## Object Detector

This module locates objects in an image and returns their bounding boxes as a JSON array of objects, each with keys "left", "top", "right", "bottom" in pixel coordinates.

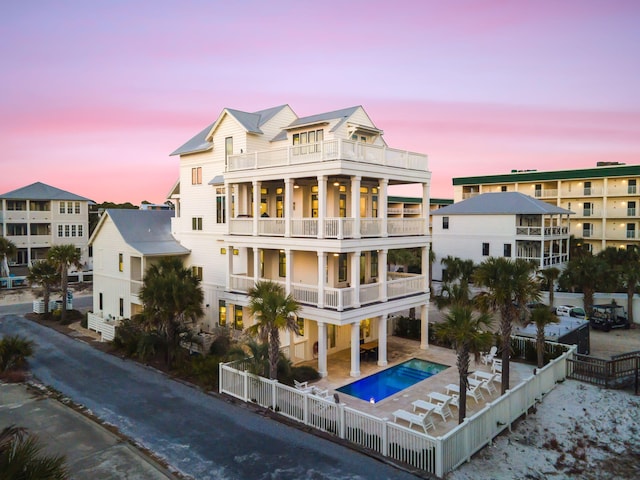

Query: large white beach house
[{"left": 90, "top": 105, "right": 432, "bottom": 377}]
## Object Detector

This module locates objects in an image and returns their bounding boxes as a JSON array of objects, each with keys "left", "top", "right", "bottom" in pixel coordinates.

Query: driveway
[{"left": 0, "top": 315, "right": 420, "bottom": 480}]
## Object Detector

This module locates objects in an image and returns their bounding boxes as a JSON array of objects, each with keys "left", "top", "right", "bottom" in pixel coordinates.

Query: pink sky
[{"left": 2, "top": 1, "right": 639, "bottom": 204}]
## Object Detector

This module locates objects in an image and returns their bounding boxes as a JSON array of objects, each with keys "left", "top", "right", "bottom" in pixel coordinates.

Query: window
[
  {"left": 584, "top": 181, "right": 592, "bottom": 195},
  {"left": 534, "top": 184, "right": 542, "bottom": 197},
  {"left": 191, "top": 167, "right": 202, "bottom": 185},
  {"left": 74, "top": 202, "right": 80, "bottom": 214},
  {"left": 78, "top": 225, "right": 83, "bottom": 237},
  {"left": 192, "top": 266, "right": 203, "bottom": 280},
  {"left": 292, "top": 129, "right": 323, "bottom": 154},
  {"left": 216, "top": 186, "right": 226, "bottom": 223},
  {"left": 442, "top": 216, "right": 449, "bottom": 230},
  {"left": 296, "top": 317, "right": 304, "bottom": 336},
  {"left": 64, "top": 225, "right": 70, "bottom": 237},
  {"left": 629, "top": 179, "right": 637, "bottom": 194},
  {"left": 119, "top": 298, "right": 124, "bottom": 317},
  {"left": 234, "top": 307, "right": 243, "bottom": 330},
  {"left": 220, "top": 248, "right": 226, "bottom": 254},
  {"left": 338, "top": 253, "right": 347, "bottom": 282},
  {"left": 59, "top": 202, "right": 65, "bottom": 214},
  {"left": 482, "top": 243, "right": 490, "bottom": 256},
  {"left": 583, "top": 202, "right": 592, "bottom": 216},
  {"left": 276, "top": 187, "right": 284, "bottom": 218},
  {"left": 372, "top": 192, "right": 378, "bottom": 217},
  {"left": 311, "top": 185, "right": 318, "bottom": 217},
  {"left": 58, "top": 225, "right": 63, "bottom": 237},
  {"left": 225, "top": 137, "right": 233, "bottom": 168},
  {"left": 628, "top": 201, "right": 636, "bottom": 216},
  {"left": 99, "top": 293, "right": 103, "bottom": 311},
  {"left": 71, "top": 225, "right": 77, "bottom": 237},
  {"left": 339, "top": 193, "right": 346, "bottom": 218},
  {"left": 7, "top": 200, "right": 26, "bottom": 211},
  {"left": 67, "top": 202, "right": 73, "bottom": 214},
  {"left": 504, "top": 244, "right": 512, "bottom": 257},
  {"left": 279, "top": 251, "right": 286, "bottom": 277},
  {"left": 501, "top": 186, "right": 507, "bottom": 192},
  {"left": 218, "top": 300, "right": 226, "bottom": 326},
  {"left": 88, "top": 245, "right": 93, "bottom": 257},
  {"left": 626, "top": 224, "right": 636, "bottom": 239},
  {"left": 192, "top": 217, "right": 203, "bottom": 230},
  {"left": 118, "top": 253, "right": 124, "bottom": 272},
  {"left": 583, "top": 222, "right": 593, "bottom": 237},
  {"left": 7, "top": 224, "right": 26, "bottom": 236}
]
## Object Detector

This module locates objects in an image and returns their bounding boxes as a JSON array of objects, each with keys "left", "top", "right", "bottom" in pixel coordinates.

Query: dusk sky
[{"left": 2, "top": 1, "right": 639, "bottom": 204}]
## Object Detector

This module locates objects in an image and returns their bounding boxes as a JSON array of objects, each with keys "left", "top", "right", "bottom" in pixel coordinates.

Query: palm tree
[
  {"left": 27, "top": 260, "right": 59, "bottom": 315},
  {"left": 0, "top": 237, "right": 17, "bottom": 277},
  {"left": 139, "top": 257, "right": 204, "bottom": 369},
  {"left": 529, "top": 305, "right": 559, "bottom": 368},
  {"left": 618, "top": 246, "right": 640, "bottom": 324},
  {"left": 538, "top": 267, "right": 560, "bottom": 309},
  {"left": 247, "top": 280, "right": 300, "bottom": 380},
  {"left": 558, "top": 254, "right": 611, "bottom": 316},
  {"left": 47, "top": 244, "right": 82, "bottom": 324},
  {"left": 474, "top": 257, "right": 540, "bottom": 394},
  {"left": 0, "top": 425, "right": 68, "bottom": 479},
  {"left": 434, "top": 305, "right": 493, "bottom": 423},
  {"left": 0, "top": 335, "right": 34, "bottom": 373}
]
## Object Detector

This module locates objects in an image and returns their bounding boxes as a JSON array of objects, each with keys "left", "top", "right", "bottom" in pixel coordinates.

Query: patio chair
[
  {"left": 466, "top": 382, "right": 486, "bottom": 403},
  {"left": 392, "top": 409, "right": 435, "bottom": 433},
  {"left": 412, "top": 398, "right": 452, "bottom": 423},
  {"left": 479, "top": 375, "right": 498, "bottom": 396},
  {"left": 481, "top": 346, "right": 497, "bottom": 365},
  {"left": 294, "top": 380, "right": 313, "bottom": 393},
  {"left": 492, "top": 359, "right": 503, "bottom": 384}
]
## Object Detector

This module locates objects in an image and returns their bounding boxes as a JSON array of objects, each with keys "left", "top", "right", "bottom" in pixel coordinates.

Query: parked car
[
  {"left": 555, "top": 305, "right": 586, "bottom": 319},
  {"left": 589, "top": 304, "right": 630, "bottom": 332}
]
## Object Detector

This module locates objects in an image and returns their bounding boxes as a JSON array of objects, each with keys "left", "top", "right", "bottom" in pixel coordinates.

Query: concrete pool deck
[{"left": 304, "top": 336, "right": 535, "bottom": 436}]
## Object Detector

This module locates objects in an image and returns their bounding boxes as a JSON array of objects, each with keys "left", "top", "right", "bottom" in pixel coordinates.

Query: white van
[{"left": 555, "top": 305, "right": 586, "bottom": 319}]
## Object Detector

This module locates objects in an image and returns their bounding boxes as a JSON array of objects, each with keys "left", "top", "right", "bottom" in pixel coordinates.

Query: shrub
[
  {"left": 393, "top": 316, "right": 421, "bottom": 340},
  {"left": 0, "top": 335, "right": 34, "bottom": 373},
  {"left": 81, "top": 313, "right": 88, "bottom": 329},
  {"left": 290, "top": 365, "right": 320, "bottom": 384}
]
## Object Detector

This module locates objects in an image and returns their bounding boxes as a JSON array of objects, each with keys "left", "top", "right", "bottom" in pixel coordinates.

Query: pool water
[{"left": 337, "top": 358, "right": 449, "bottom": 403}]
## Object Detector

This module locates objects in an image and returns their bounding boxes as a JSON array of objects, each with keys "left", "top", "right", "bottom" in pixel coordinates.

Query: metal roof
[
  {"left": 432, "top": 192, "right": 572, "bottom": 216},
  {"left": 171, "top": 105, "right": 290, "bottom": 156},
  {"left": 285, "top": 106, "right": 360, "bottom": 131},
  {"left": 0, "top": 182, "right": 92, "bottom": 202},
  {"left": 106, "top": 209, "right": 190, "bottom": 256},
  {"left": 453, "top": 164, "right": 640, "bottom": 186}
]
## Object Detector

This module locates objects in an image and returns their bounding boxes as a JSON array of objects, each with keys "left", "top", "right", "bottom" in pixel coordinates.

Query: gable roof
[
  {"left": 271, "top": 106, "right": 364, "bottom": 142},
  {"left": 93, "top": 209, "right": 190, "bottom": 256},
  {"left": 0, "top": 182, "right": 92, "bottom": 202},
  {"left": 170, "top": 105, "right": 290, "bottom": 156},
  {"left": 431, "top": 192, "right": 572, "bottom": 216}
]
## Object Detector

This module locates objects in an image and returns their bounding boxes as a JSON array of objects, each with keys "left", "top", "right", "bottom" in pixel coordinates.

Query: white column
[
  {"left": 420, "top": 304, "right": 429, "bottom": 350},
  {"left": 318, "top": 175, "right": 326, "bottom": 239},
  {"left": 422, "top": 245, "right": 429, "bottom": 294},
  {"left": 317, "top": 251, "right": 325, "bottom": 308},
  {"left": 378, "top": 313, "right": 388, "bottom": 366},
  {"left": 317, "top": 321, "right": 328, "bottom": 377},
  {"left": 380, "top": 249, "right": 388, "bottom": 302},
  {"left": 253, "top": 180, "right": 260, "bottom": 236},
  {"left": 351, "top": 250, "right": 361, "bottom": 308},
  {"left": 350, "top": 322, "right": 361, "bottom": 377},
  {"left": 226, "top": 245, "right": 233, "bottom": 290},
  {"left": 379, "top": 178, "right": 388, "bottom": 237},
  {"left": 253, "top": 247, "right": 260, "bottom": 283},
  {"left": 224, "top": 182, "right": 232, "bottom": 235},
  {"left": 351, "top": 175, "right": 361, "bottom": 239},
  {"left": 285, "top": 178, "right": 293, "bottom": 237},
  {"left": 285, "top": 248, "right": 292, "bottom": 295}
]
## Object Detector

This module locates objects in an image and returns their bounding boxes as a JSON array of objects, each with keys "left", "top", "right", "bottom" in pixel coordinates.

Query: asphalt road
[{"left": 0, "top": 313, "right": 420, "bottom": 480}]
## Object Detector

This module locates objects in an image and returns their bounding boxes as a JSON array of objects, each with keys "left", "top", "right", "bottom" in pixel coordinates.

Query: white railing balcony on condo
[
  {"left": 227, "top": 139, "right": 428, "bottom": 172},
  {"left": 229, "top": 217, "right": 426, "bottom": 238},
  {"left": 515, "top": 226, "right": 568, "bottom": 236},
  {"left": 228, "top": 274, "right": 425, "bottom": 311}
]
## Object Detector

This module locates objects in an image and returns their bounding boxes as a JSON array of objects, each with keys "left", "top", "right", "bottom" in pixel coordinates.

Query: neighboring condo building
[
  {"left": 92, "top": 104, "right": 432, "bottom": 378},
  {"left": 452, "top": 163, "right": 640, "bottom": 254},
  {"left": 0, "top": 182, "right": 93, "bottom": 277},
  {"left": 431, "top": 192, "right": 572, "bottom": 281}
]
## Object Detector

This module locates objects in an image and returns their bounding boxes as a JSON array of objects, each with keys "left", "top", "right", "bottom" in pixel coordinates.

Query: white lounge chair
[
  {"left": 481, "top": 346, "right": 497, "bottom": 365},
  {"left": 412, "top": 398, "right": 453, "bottom": 423},
  {"left": 466, "top": 380, "right": 486, "bottom": 403},
  {"left": 294, "top": 380, "right": 313, "bottom": 393},
  {"left": 392, "top": 409, "right": 435, "bottom": 433},
  {"left": 492, "top": 359, "right": 503, "bottom": 384}
]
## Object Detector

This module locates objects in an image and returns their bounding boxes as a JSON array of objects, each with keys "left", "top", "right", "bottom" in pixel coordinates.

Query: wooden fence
[{"left": 567, "top": 351, "right": 640, "bottom": 394}]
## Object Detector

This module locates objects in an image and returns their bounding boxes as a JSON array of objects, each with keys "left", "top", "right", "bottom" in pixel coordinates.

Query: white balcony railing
[
  {"left": 515, "top": 226, "right": 568, "bottom": 236},
  {"left": 290, "top": 219, "right": 318, "bottom": 237},
  {"left": 227, "top": 139, "right": 428, "bottom": 172},
  {"left": 258, "top": 218, "right": 285, "bottom": 236},
  {"left": 227, "top": 274, "right": 423, "bottom": 310},
  {"left": 386, "top": 218, "right": 426, "bottom": 236}
]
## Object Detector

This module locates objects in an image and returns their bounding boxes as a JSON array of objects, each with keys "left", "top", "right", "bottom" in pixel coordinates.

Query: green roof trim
[
  {"left": 453, "top": 164, "right": 640, "bottom": 186},
  {"left": 387, "top": 196, "right": 453, "bottom": 205}
]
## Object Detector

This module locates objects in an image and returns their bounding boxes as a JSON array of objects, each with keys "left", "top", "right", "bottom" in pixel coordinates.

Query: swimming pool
[{"left": 337, "top": 358, "right": 449, "bottom": 403}]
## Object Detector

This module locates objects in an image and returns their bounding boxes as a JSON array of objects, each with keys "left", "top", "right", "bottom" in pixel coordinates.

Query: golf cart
[{"left": 590, "top": 303, "right": 630, "bottom": 332}]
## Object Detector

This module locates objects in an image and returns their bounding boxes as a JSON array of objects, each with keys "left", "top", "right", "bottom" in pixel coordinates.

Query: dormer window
[{"left": 292, "top": 129, "right": 324, "bottom": 154}]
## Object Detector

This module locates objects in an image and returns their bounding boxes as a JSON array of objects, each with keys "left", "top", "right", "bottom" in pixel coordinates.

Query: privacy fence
[
  {"left": 219, "top": 338, "right": 575, "bottom": 478},
  {"left": 567, "top": 351, "right": 640, "bottom": 395}
]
